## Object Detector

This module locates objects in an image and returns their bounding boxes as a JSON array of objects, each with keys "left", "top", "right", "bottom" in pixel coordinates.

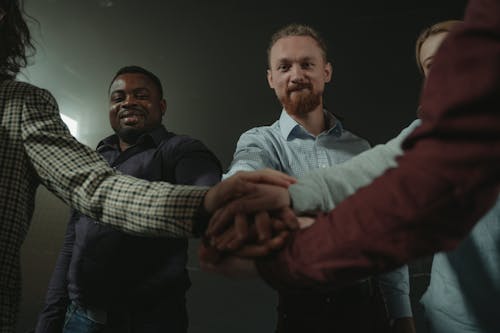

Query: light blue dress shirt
[
  {"left": 420, "top": 196, "right": 500, "bottom": 333},
  {"left": 225, "top": 110, "right": 370, "bottom": 178},
  {"left": 225, "top": 110, "right": 412, "bottom": 319}
]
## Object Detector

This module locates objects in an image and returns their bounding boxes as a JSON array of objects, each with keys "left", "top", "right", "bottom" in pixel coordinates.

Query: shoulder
[
  {"left": 1, "top": 80, "right": 50, "bottom": 96},
  {"left": 157, "top": 132, "right": 221, "bottom": 170},
  {"left": 161, "top": 132, "right": 204, "bottom": 146},
  {"left": 1, "top": 80, "right": 56, "bottom": 105},
  {"left": 159, "top": 132, "right": 214, "bottom": 154},
  {"left": 237, "top": 122, "right": 281, "bottom": 145}
]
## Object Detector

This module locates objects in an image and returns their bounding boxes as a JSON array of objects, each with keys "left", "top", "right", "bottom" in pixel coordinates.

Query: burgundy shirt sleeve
[{"left": 257, "top": 0, "right": 500, "bottom": 291}]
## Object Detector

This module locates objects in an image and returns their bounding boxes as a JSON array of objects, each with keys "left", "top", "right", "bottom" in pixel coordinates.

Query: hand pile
[{"left": 198, "top": 169, "right": 307, "bottom": 278}]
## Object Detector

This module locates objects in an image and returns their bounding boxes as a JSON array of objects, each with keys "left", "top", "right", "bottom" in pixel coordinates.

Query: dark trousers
[
  {"left": 276, "top": 279, "right": 390, "bottom": 333},
  {"left": 64, "top": 296, "right": 188, "bottom": 333}
]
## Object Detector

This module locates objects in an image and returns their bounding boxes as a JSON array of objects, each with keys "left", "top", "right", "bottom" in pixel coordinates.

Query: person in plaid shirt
[{"left": 0, "top": 1, "right": 297, "bottom": 332}]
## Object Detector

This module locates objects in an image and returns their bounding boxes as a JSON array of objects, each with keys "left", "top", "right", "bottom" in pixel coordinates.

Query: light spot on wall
[{"left": 61, "top": 113, "right": 79, "bottom": 138}]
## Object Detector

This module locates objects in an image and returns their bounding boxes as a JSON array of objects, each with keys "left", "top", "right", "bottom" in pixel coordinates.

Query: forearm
[
  {"left": 290, "top": 120, "right": 420, "bottom": 213},
  {"left": 259, "top": 159, "right": 499, "bottom": 289}
]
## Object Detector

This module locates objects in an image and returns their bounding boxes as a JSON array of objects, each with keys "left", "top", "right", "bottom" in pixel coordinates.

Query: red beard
[{"left": 281, "top": 86, "right": 321, "bottom": 116}]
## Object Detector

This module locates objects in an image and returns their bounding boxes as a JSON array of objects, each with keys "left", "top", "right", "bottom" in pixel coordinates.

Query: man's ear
[
  {"left": 267, "top": 69, "right": 274, "bottom": 89},
  {"left": 160, "top": 99, "right": 167, "bottom": 116},
  {"left": 324, "top": 62, "right": 333, "bottom": 83}
]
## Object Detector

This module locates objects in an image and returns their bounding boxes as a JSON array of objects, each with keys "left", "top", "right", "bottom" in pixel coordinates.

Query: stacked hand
[{"left": 199, "top": 170, "right": 316, "bottom": 278}]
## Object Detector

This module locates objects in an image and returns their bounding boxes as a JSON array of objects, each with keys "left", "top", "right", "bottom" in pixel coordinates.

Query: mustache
[{"left": 287, "top": 83, "right": 312, "bottom": 93}]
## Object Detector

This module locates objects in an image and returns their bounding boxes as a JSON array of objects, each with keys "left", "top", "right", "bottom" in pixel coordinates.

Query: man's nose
[
  {"left": 289, "top": 64, "right": 305, "bottom": 82},
  {"left": 122, "top": 95, "right": 138, "bottom": 108}
]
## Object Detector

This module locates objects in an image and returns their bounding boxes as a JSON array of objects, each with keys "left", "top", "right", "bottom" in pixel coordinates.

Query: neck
[{"left": 289, "top": 106, "right": 326, "bottom": 136}]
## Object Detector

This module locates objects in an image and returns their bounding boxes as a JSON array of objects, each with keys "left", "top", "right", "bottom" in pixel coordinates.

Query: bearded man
[{"left": 221, "top": 24, "right": 412, "bottom": 333}]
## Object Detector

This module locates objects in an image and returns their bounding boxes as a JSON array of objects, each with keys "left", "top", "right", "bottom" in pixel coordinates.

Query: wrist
[{"left": 192, "top": 192, "right": 213, "bottom": 237}]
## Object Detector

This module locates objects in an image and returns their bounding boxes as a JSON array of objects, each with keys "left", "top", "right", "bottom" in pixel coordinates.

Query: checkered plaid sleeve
[{"left": 20, "top": 82, "right": 208, "bottom": 237}]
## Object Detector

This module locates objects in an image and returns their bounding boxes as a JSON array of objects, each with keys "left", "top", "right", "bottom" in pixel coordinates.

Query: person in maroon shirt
[{"left": 204, "top": 0, "right": 500, "bottom": 295}]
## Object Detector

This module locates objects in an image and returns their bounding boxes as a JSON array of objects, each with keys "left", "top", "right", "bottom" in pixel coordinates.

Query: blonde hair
[
  {"left": 415, "top": 20, "right": 463, "bottom": 74},
  {"left": 267, "top": 24, "right": 328, "bottom": 66}
]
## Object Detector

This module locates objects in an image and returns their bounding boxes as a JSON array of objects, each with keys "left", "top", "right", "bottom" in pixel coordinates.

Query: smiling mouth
[
  {"left": 119, "top": 111, "right": 145, "bottom": 125},
  {"left": 288, "top": 85, "right": 311, "bottom": 94}
]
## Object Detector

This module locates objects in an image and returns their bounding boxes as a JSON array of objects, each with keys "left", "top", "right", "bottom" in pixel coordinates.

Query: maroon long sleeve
[{"left": 258, "top": 0, "right": 500, "bottom": 291}]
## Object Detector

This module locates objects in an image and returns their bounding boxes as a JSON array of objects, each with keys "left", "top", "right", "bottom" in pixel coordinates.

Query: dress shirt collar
[
  {"left": 278, "top": 109, "right": 343, "bottom": 140},
  {"left": 97, "top": 125, "right": 169, "bottom": 152}
]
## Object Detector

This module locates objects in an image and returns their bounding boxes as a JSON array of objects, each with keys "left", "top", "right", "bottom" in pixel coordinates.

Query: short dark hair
[
  {"left": 109, "top": 65, "right": 164, "bottom": 98},
  {"left": 0, "top": 0, "right": 36, "bottom": 80},
  {"left": 267, "top": 24, "right": 328, "bottom": 66}
]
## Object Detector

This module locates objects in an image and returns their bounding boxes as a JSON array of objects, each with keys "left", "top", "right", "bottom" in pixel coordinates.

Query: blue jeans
[
  {"left": 63, "top": 302, "right": 106, "bottom": 333},
  {"left": 62, "top": 297, "right": 188, "bottom": 333}
]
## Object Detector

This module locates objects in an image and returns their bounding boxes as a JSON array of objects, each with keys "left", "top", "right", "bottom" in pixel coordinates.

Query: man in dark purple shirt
[{"left": 35, "top": 66, "right": 222, "bottom": 333}]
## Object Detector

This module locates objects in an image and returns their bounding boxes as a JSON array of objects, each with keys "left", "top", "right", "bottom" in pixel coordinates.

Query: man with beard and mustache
[
  {"left": 35, "top": 66, "right": 222, "bottom": 333},
  {"left": 220, "top": 24, "right": 413, "bottom": 333}
]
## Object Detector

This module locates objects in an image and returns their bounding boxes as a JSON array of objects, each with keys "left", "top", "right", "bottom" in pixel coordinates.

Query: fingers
[
  {"left": 209, "top": 213, "right": 291, "bottom": 255},
  {"left": 255, "top": 211, "right": 272, "bottom": 241},
  {"left": 210, "top": 169, "right": 295, "bottom": 211},
  {"left": 234, "top": 213, "right": 249, "bottom": 242},
  {"left": 212, "top": 214, "right": 250, "bottom": 251},
  {"left": 207, "top": 185, "right": 291, "bottom": 236},
  {"left": 203, "top": 175, "right": 258, "bottom": 214},
  {"left": 198, "top": 242, "right": 222, "bottom": 264},
  {"left": 277, "top": 206, "right": 299, "bottom": 230},
  {"left": 233, "top": 230, "right": 290, "bottom": 258},
  {"left": 266, "top": 230, "right": 290, "bottom": 251},
  {"left": 237, "top": 169, "right": 297, "bottom": 188},
  {"left": 211, "top": 226, "right": 237, "bottom": 251}
]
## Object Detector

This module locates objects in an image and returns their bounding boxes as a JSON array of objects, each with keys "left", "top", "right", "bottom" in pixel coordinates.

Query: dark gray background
[{"left": 18, "top": 0, "right": 467, "bottom": 332}]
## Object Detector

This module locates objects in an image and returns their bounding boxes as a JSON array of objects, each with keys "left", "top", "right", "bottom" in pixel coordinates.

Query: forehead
[
  {"left": 269, "top": 36, "right": 324, "bottom": 63},
  {"left": 110, "top": 73, "right": 155, "bottom": 92},
  {"left": 420, "top": 32, "right": 449, "bottom": 62}
]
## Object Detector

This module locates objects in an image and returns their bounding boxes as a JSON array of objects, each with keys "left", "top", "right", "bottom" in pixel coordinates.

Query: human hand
[
  {"left": 206, "top": 183, "right": 295, "bottom": 237},
  {"left": 203, "top": 169, "right": 296, "bottom": 215},
  {"left": 199, "top": 227, "right": 290, "bottom": 264},
  {"left": 210, "top": 208, "right": 297, "bottom": 250}
]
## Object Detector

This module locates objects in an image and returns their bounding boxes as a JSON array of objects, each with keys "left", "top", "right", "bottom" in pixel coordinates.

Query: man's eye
[
  {"left": 302, "top": 62, "right": 312, "bottom": 69},
  {"left": 278, "top": 64, "right": 290, "bottom": 71},
  {"left": 111, "top": 97, "right": 123, "bottom": 103},
  {"left": 136, "top": 94, "right": 149, "bottom": 99}
]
